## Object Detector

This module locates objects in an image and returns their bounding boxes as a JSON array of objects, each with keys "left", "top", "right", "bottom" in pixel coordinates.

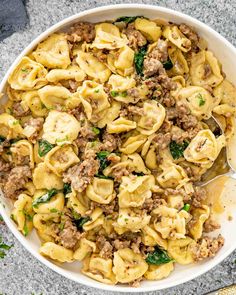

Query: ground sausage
[
  {"left": 192, "top": 235, "right": 224, "bottom": 261},
  {"left": 192, "top": 187, "right": 207, "bottom": 207},
  {"left": 63, "top": 157, "right": 99, "bottom": 193},
  {"left": 3, "top": 165, "right": 32, "bottom": 199},
  {"left": 143, "top": 58, "right": 165, "bottom": 77},
  {"left": 124, "top": 24, "right": 147, "bottom": 50},
  {"left": 12, "top": 102, "right": 31, "bottom": 117},
  {"left": 68, "top": 22, "right": 95, "bottom": 43},
  {"left": 24, "top": 117, "right": 44, "bottom": 143},
  {"left": 149, "top": 39, "right": 169, "bottom": 62}
]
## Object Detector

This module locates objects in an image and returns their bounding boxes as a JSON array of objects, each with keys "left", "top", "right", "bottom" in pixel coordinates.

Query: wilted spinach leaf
[
  {"left": 32, "top": 189, "right": 58, "bottom": 208},
  {"left": 146, "top": 247, "right": 173, "bottom": 265},
  {"left": 0, "top": 136, "right": 5, "bottom": 144},
  {"left": 74, "top": 216, "right": 91, "bottom": 230},
  {"left": 115, "top": 16, "right": 141, "bottom": 24},
  {"left": 169, "top": 140, "right": 189, "bottom": 160},
  {"left": 63, "top": 183, "right": 72, "bottom": 195},
  {"left": 38, "top": 139, "right": 54, "bottom": 157},
  {"left": 162, "top": 59, "right": 173, "bottom": 70},
  {"left": 97, "top": 151, "right": 111, "bottom": 171},
  {"left": 134, "top": 45, "right": 147, "bottom": 75}
]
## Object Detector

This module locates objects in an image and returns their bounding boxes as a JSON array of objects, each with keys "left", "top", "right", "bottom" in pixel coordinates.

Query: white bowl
[{"left": 1, "top": 4, "right": 236, "bottom": 293}]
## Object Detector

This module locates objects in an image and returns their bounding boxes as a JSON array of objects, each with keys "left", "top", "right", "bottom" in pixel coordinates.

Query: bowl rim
[{"left": 1, "top": 3, "right": 236, "bottom": 293}]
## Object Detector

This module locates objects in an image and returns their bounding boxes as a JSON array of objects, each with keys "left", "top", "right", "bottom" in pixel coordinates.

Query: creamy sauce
[
  {"left": 204, "top": 175, "right": 236, "bottom": 221},
  {"left": 204, "top": 175, "right": 228, "bottom": 214}
]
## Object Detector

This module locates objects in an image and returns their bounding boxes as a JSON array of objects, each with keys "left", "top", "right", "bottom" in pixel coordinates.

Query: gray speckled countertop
[{"left": 0, "top": 0, "right": 236, "bottom": 294}]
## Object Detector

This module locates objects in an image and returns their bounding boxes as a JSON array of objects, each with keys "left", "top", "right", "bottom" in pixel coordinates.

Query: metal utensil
[
  {"left": 206, "top": 284, "right": 236, "bottom": 294},
  {"left": 198, "top": 117, "right": 236, "bottom": 186}
]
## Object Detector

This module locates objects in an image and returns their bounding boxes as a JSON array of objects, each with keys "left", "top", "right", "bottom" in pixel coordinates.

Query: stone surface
[{"left": 0, "top": 0, "right": 236, "bottom": 294}]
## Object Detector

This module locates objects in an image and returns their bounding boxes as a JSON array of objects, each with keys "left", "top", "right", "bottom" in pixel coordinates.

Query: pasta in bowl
[{"left": 1, "top": 4, "right": 236, "bottom": 292}]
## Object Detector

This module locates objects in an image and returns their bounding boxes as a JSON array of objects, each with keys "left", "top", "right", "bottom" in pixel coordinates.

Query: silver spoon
[{"left": 198, "top": 117, "right": 236, "bottom": 186}]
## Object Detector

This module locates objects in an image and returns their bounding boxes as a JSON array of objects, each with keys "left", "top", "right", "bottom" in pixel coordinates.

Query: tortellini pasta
[
  {"left": 45, "top": 145, "right": 80, "bottom": 176},
  {"left": 153, "top": 205, "right": 190, "bottom": 239},
  {"left": 32, "top": 34, "right": 71, "bottom": 69},
  {"left": 76, "top": 51, "right": 111, "bottom": 83},
  {"left": 66, "top": 190, "right": 90, "bottom": 216},
  {"left": 82, "top": 254, "right": 117, "bottom": 284},
  {"left": 32, "top": 190, "right": 65, "bottom": 214},
  {"left": 21, "top": 90, "right": 48, "bottom": 117},
  {"left": 86, "top": 177, "right": 115, "bottom": 204},
  {"left": 167, "top": 237, "right": 196, "bottom": 265},
  {"left": 10, "top": 139, "right": 34, "bottom": 168},
  {"left": 168, "top": 45, "right": 189, "bottom": 76},
  {"left": 92, "top": 23, "right": 128, "bottom": 50},
  {"left": 83, "top": 208, "right": 104, "bottom": 231},
  {"left": 163, "top": 26, "right": 191, "bottom": 52},
  {"left": 76, "top": 80, "right": 110, "bottom": 121},
  {"left": 38, "top": 85, "right": 71, "bottom": 110},
  {"left": 119, "top": 134, "right": 147, "bottom": 154},
  {"left": 107, "top": 117, "right": 136, "bottom": 133},
  {"left": 42, "top": 110, "right": 81, "bottom": 145},
  {"left": 39, "top": 242, "right": 74, "bottom": 262},
  {"left": 73, "top": 238, "right": 96, "bottom": 261},
  {"left": 46, "top": 65, "right": 86, "bottom": 83},
  {"left": 33, "top": 162, "right": 64, "bottom": 190},
  {"left": 8, "top": 57, "right": 48, "bottom": 90},
  {"left": 144, "top": 262, "right": 174, "bottom": 280},
  {"left": 141, "top": 225, "right": 168, "bottom": 249},
  {"left": 189, "top": 205, "right": 210, "bottom": 240},
  {"left": 134, "top": 18, "right": 162, "bottom": 42},
  {"left": 113, "top": 248, "right": 148, "bottom": 283},
  {"left": 114, "top": 208, "right": 151, "bottom": 233},
  {"left": 184, "top": 129, "right": 226, "bottom": 168},
  {"left": 33, "top": 213, "right": 59, "bottom": 242},
  {"left": 137, "top": 100, "right": 166, "bottom": 135},
  {"left": 190, "top": 50, "right": 223, "bottom": 88},
  {"left": 107, "top": 46, "right": 135, "bottom": 76},
  {"left": 177, "top": 86, "right": 215, "bottom": 119},
  {"left": 118, "top": 175, "right": 154, "bottom": 208},
  {"left": 11, "top": 193, "right": 34, "bottom": 236},
  {"left": 213, "top": 79, "right": 236, "bottom": 107},
  {"left": 0, "top": 113, "right": 24, "bottom": 139},
  {"left": 157, "top": 162, "right": 190, "bottom": 189}
]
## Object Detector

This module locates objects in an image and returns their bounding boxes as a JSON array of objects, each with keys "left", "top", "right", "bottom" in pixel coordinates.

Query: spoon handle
[{"left": 207, "top": 285, "right": 236, "bottom": 294}]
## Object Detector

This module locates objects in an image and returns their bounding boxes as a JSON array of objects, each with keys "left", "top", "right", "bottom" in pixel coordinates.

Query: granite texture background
[{"left": 0, "top": 0, "right": 236, "bottom": 294}]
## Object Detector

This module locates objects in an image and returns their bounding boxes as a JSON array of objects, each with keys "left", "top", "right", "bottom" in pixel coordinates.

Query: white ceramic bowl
[{"left": 1, "top": 4, "right": 236, "bottom": 292}]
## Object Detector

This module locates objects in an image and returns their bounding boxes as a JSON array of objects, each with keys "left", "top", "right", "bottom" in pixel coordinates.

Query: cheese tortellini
[
  {"left": 184, "top": 130, "right": 226, "bottom": 168},
  {"left": 32, "top": 34, "right": 71, "bottom": 69},
  {"left": 113, "top": 249, "right": 148, "bottom": 283},
  {"left": 3, "top": 15, "right": 234, "bottom": 288},
  {"left": 137, "top": 100, "right": 166, "bottom": 135},
  {"left": 177, "top": 86, "right": 215, "bottom": 119},
  {"left": 42, "top": 110, "right": 81, "bottom": 145},
  {"left": 190, "top": 50, "right": 223, "bottom": 88},
  {"left": 8, "top": 57, "right": 48, "bottom": 90}
]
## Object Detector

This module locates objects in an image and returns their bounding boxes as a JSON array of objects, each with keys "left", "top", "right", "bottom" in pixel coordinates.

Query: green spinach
[
  {"left": 146, "top": 247, "right": 173, "bottom": 265},
  {"left": 115, "top": 16, "right": 141, "bottom": 24},
  {"left": 63, "top": 183, "right": 72, "bottom": 195},
  {"left": 97, "top": 151, "right": 111, "bottom": 172},
  {"left": 162, "top": 59, "right": 173, "bottom": 70},
  {"left": 38, "top": 139, "right": 54, "bottom": 157},
  {"left": 0, "top": 136, "right": 5, "bottom": 144},
  {"left": 74, "top": 216, "right": 91, "bottom": 230},
  {"left": 32, "top": 189, "right": 58, "bottom": 208},
  {"left": 134, "top": 45, "right": 147, "bottom": 75},
  {"left": 0, "top": 236, "right": 12, "bottom": 259},
  {"left": 169, "top": 140, "right": 189, "bottom": 160}
]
